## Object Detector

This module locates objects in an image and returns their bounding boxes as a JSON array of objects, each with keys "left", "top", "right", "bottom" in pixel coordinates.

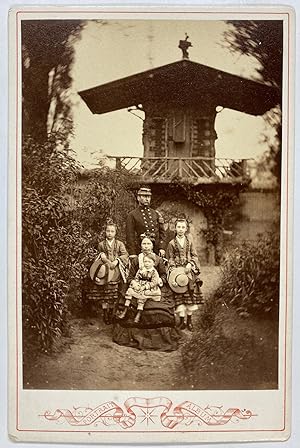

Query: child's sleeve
[
  {"left": 156, "top": 270, "right": 164, "bottom": 287},
  {"left": 157, "top": 257, "right": 167, "bottom": 284},
  {"left": 117, "top": 241, "right": 129, "bottom": 264},
  {"left": 145, "top": 270, "right": 160, "bottom": 290},
  {"left": 127, "top": 256, "right": 138, "bottom": 284},
  {"left": 98, "top": 240, "right": 104, "bottom": 253},
  {"left": 135, "top": 270, "right": 142, "bottom": 281},
  {"left": 190, "top": 239, "right": 201, "bottom": 270},
  {"left": 166, "top": 240, "right": 176, "bottom": 268},
  {"left": 97, "top": 240, "right": 107, "bottom": 260}
]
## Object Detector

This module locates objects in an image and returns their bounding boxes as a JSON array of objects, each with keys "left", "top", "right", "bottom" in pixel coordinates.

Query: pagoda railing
[{"left": 102, "top": 156, "right": 250, "bottom": 184}]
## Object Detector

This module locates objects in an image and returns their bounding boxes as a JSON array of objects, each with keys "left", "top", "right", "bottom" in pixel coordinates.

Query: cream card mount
[{"left": 8, "top": 5, "right": 295, "bottom": 444}]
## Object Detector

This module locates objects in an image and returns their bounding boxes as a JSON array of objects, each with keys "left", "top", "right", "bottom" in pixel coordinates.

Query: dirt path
[{"left": 24, "top": 267, "right": 221, "bottom": 390}]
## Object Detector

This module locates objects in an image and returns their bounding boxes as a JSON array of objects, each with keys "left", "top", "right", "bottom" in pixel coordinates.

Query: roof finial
[{"left": 178, "top": 33, "right": 192, "bottom": 60}]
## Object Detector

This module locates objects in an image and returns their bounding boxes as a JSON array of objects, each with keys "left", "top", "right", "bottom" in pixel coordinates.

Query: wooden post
[
  {"left": 116, "top": 157, "right": 122, "bottom": 170},
  {"left": 241, "top": 159, "right": 248, "bottom": 178},
  {"left": 178, "top": 158, "right": 183, "bottom": 178}
]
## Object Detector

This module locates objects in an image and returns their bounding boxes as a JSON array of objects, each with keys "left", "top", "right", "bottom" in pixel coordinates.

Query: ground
[
  {"left": 24, "top": 266, "right": 277, "bottom": 390},
  {"left": 23, "top": 267, "right": 220, "bottom": 390}
]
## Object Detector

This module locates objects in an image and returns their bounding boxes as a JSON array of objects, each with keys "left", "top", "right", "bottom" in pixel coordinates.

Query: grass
[{"left": 180, "top": 298, "right": 278, "bottom": 390}]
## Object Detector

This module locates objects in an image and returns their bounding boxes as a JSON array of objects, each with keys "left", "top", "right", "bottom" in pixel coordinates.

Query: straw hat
[
  {"left": 107, "top": 264, "right": 120, "bottom": 283},
  {"left": 168, "top": 266, "right": 190, "bottom": 293},
  {"left": 89, "top": 260, "right": 120, "bottom": 285}
]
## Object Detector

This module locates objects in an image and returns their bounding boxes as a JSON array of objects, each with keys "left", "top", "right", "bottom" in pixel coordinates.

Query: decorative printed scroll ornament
[{"left": 43, "top": 397, "right": 255, "bottom": 429}]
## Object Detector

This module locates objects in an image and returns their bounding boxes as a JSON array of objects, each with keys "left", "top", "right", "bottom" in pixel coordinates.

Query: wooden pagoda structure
[{"left": 79, "top": 40, "right": 280, "bottom": 185}]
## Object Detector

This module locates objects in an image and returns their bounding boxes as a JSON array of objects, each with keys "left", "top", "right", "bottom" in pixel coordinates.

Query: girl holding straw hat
[
  {"left": 166, "top": 217, "right": 203, "bottom": 331},
  {"left": 90, "top": 219, "right": 129, "bottom": 325}
]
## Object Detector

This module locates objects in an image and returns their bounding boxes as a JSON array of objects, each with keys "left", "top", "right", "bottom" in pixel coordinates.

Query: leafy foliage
[
  {"left": 257, "top": 107, "right": 282, "bottom": 185},
  {"left": 22, "top": 136, "right": 79, "bottom": 195},
  {"left": 22, "top": 137, "right": 135, "bottom": 353},
  {"left": 74, "top": 167, "right": 136, "bottom": 241},
  {"left": 151, "top": 182, "right": 243, "bottom": 264},
  {"left": 21, "top": 20, "right": 137, "bottom": 353},
  {"left": 215, "top": 230, "right": 280, "bottom": 316},
  {"left": 22, "top": 20, "right": 84, "bottom": 142},
  {"left": 22, "top": 137, "right": 92, "bottom": 352},
  {"left": 224, "top": 20, "right": 283, "bottom": 88},
  {"left": 180, "top": 225, "right": 280, "bottom": 389},
  {"left": 224, "top": 20, "right": 282, "bottom": 186},
  {"left": 181, "top": 280, "right": 278, "bottom": 389},
  {"left": 184, "top": 184, "right": 242, "bottom": 264}
]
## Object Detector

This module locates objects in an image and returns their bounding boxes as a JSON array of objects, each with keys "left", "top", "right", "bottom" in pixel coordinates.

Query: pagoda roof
[{"left": 78, "top": 59, "right": 280, "bottom": 116}]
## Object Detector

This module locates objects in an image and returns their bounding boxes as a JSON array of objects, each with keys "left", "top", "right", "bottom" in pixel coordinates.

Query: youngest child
[{"left": 118, "top": 253, "right": 163, "bottom": 323}]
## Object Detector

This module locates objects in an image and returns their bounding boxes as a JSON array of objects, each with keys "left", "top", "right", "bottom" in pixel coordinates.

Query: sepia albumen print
[{"left": 9, "top": 6, "right": 294, "bottom": 444}]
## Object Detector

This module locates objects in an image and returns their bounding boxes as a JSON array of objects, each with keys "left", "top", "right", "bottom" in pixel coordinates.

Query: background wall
[
  {"left": 159, "top": 190, "right": 280, "bottom": 265},
  {"left": 158, "top": 199, "right": 208, "bottom": 263},
  {"left": 225, "top": 190, "right": 280, "bottom": 245}
]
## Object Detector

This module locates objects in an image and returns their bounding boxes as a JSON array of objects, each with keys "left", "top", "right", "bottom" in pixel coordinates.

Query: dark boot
[
  {"left": 117, "top": 307, "right": 127, "bottom": 319},
  {"left": 107, "top": 308, "right": 114, "bottom": 324},
  {"left": 178, "top": 316, "right": 186, "bottom": 330},
  {"left": 187, "top": 315, "right": 193, "bottom": 332},
  {"left": 103, "top": 309, "right": 109, "bottom": 325},
  {"left": 134, "top": 310, "right": 142, "bottom": 324}
]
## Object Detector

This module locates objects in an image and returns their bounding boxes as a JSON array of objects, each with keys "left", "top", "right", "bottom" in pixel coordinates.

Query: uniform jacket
[
  {"left": 98, "top": 239, "right": 129, "bottom": 264},
  {"left": 126, "top": 206, "right": 166, "bottom": 255},
  {"left": 166, "top": 235, "right": 200, "bottom": 271}
]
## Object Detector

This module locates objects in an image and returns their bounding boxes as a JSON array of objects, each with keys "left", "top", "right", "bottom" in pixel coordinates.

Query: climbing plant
[
  {"left": 184, "top": 185, "right": 242, "bottom": 263},
  {"left": 149, "top": 182, "right": 243, "bottom": 264}
]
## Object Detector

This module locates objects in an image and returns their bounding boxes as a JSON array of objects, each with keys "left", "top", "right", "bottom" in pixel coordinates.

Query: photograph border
[{"left": 7, "top": 4, "right": 295, "bottom": 444}]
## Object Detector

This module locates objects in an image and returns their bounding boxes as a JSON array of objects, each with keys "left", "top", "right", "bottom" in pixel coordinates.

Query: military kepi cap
[{"left": 137, "top": 186, "right": 152, "bottom": 196}]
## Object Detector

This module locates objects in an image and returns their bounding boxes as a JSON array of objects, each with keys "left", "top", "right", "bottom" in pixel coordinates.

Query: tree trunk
[{"left": 22, "top": 62, "right": 51, "bottom": 142}]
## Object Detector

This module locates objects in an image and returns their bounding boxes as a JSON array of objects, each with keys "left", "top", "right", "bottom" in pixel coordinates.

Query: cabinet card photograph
[{"left": 8, "top": 5, "right": 294, "bottom": 444}]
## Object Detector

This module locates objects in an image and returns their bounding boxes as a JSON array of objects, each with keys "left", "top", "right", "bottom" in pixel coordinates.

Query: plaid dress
[
  {"left": 166, "top": 235, "right": 203, "bottom": 307},
  {"left": 87, "top": 239, "right": 128, "bottom": 306}
]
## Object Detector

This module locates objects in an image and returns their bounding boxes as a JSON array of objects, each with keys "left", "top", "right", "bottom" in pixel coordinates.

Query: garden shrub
[
  {"left": 215, "top": 230, "right": 280, "bottom": 317},
  {"left": 181, "top": 311, "right": 278, "bottom": 389},
  {"left": 180, "top": 230, "right": 280, "bottom": 390},
  {"left": 22, "top": 137, "right": 92, "bottom": 352},
  {"left": 22, "top": 136, "right": 135, "bottom": 353},
  {"left": 74, "top": 167, "right": 136, "bottom": 241}
]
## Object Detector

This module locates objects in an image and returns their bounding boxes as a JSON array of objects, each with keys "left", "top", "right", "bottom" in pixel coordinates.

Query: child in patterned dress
[
  {"left": 166, "top": 218, "right": 203, "bottom": 331},
  {"left": 94, "top": 220, "right": 129, "bottom": 324},
  {"left": 118, "top": 253, "right": 163, "bottom": 323}
]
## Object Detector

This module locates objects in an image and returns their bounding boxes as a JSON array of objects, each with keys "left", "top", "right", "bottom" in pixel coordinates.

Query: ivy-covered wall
[
  {"left": 146, "top": 182, "right": 278, "bottom": 265},
  {"left": 149, "top": 183, "right": 243, "bottom": 265},
  {"left": 157, "top": 199, "right": 208, "bottom": 264}
]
